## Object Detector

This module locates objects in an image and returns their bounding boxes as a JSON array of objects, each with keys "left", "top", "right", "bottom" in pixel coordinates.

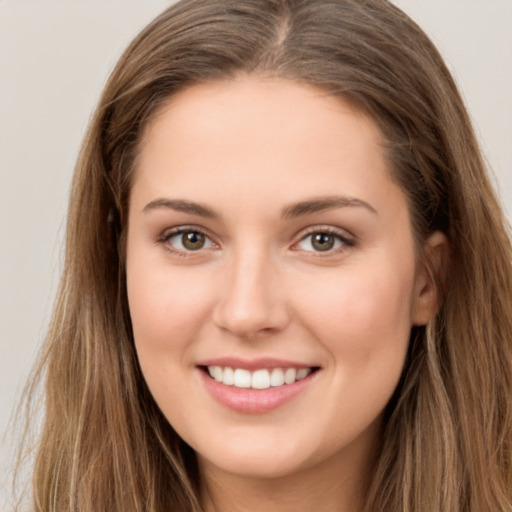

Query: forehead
[
  {"left": 131, "top": 77, "right": 405, "bottom": 225},
  {"left": 143, "top": 77, "right": 383, "bottom": 145}
]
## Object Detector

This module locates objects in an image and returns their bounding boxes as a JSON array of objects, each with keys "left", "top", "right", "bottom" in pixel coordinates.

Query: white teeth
[
  {"left": 213, "top": 366, "right": 223, "bottom": 382},
  {"left": 251, "top": 369, "right": 270, "bottom": 389},
  {"left": 223, "top": 367, "right": 234, "bottom": 385},
  {"left": 233, "top": 368, "right": 251, "bottom": 388},
  {"left": 284, "top": 368, "right": 296, "bottom": 384},
  {"left": 296, "top": 368, "right": 310, "bottom": 380},
  {"left": 270, "top": 368, "right": 285, "bottom": 387},
  {"left": 206, "top": 366, "right": 313, "bottom": 389}
]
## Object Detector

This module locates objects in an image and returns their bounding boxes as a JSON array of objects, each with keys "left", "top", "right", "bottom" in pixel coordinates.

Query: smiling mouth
[{"left": 202, "top": 366, "right": 320, "bottom": 390}]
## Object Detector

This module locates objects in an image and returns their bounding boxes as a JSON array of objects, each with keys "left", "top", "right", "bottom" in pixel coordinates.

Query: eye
[
  {"left": 294, "top": 229, "right": 353, "bottom": 253},
  {"left": 160, "top": 228, "right": 216, "bottom": 253}
]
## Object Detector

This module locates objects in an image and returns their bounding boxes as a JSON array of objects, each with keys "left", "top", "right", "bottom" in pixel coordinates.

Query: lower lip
[{"left": 199, "top": 369, "right": 316, "bottom": 414}]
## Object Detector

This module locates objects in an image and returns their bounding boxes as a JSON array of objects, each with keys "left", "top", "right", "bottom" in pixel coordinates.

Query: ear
[{"left": 411, "top": 231, "right": 449, "bottom": 326}]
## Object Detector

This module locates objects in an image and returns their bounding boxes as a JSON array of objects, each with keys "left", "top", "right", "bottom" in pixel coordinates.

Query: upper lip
[{"left": 197, "top": 357, "right": 319, "bottom": 371}]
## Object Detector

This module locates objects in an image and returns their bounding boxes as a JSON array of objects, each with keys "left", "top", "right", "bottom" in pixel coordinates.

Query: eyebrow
[
  {"left": 142, "top": 198, "right": 218, "bottom": 218},
  {"left": 281, "top": 196, "right": 377, "bottom": 218},
  {"left": 142, "top": 195, "right": 377, "bottom": 219}
]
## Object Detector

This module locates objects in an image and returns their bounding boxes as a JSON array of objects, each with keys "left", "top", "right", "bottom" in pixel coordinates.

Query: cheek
[
  {"left": 126, "top": 255, "right": 215, "bottom": 358},
  {"left": 292, "top": 258, "right": 416, "bottom": 363},
  {"left": 126, "top": 258, "right": 217, "bottom": 420}
]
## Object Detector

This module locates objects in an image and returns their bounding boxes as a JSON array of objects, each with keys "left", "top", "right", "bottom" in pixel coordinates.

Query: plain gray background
[{"left": 1, "top": 1, "right": 511, "bottom": 507}]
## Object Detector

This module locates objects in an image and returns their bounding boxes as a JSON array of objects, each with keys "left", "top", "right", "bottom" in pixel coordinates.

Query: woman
[{"left": 16, "top": 0, "right": 512, "bottom": 510}]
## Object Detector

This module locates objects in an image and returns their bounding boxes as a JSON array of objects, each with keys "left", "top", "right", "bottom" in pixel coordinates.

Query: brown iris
[
  {"left": 311, "top": 233, "right": 336, "bottom": 251},
  {"left": 182, "top": 231, "right": 206, "bottom": 250}
]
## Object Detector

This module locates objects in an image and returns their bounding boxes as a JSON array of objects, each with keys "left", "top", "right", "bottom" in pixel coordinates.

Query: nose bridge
[{"left": 213, "top": 242, "right": 288, "bottom": 337}]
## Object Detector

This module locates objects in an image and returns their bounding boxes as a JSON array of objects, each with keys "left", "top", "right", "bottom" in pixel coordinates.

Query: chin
[
  {"left": 199, "top": 450, "right": 311, "bottom": 480},
  {"left": 191, "top": 429, "right": 314, "bottom": 479}
]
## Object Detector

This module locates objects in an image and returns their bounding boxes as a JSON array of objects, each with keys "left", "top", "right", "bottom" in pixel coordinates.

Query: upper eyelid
[
  {"left": 293, "top": 225, "right": 356, "bottom": 242},
  {"left": 161, "top": 224, "right": 214, "bottom": 239}
]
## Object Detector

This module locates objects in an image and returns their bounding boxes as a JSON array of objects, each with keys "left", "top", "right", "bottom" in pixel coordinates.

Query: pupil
[
  {"left": 312, "top": 233, "right": 334, "bottom": 251},
  {"left": 183, "top": 231, "right": 205, "bottom": 250}
]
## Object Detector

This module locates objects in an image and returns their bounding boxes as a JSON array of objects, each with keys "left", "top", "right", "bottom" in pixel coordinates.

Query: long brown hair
[{"left": 16, "top": 0, "right": 512, "bottom": 510}]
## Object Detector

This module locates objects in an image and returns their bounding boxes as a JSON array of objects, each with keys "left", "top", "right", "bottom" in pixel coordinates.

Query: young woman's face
[{"left": 126, "top": 78, "right": 437, "bottom": 482}]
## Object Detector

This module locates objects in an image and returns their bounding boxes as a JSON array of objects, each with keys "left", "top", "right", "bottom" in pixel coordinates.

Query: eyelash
[
  {"left": 292, "top": 226, "right": 355, "bottom": 255},
  {"left": 156, "top": 225, "right": 217, "bottom": 257},
  {"left": 156, "top": 225, "right": 355, "bottom": 256}
]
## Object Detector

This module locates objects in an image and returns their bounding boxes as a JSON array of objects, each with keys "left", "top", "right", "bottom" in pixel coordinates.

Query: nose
[{"left": 212, "top": 247, "right": 290, "bottom": 339}]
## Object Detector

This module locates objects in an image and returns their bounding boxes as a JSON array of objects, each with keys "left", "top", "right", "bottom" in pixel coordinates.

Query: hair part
[{"left": 15, "top": 1, "right": 512, "bottom": 511}]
